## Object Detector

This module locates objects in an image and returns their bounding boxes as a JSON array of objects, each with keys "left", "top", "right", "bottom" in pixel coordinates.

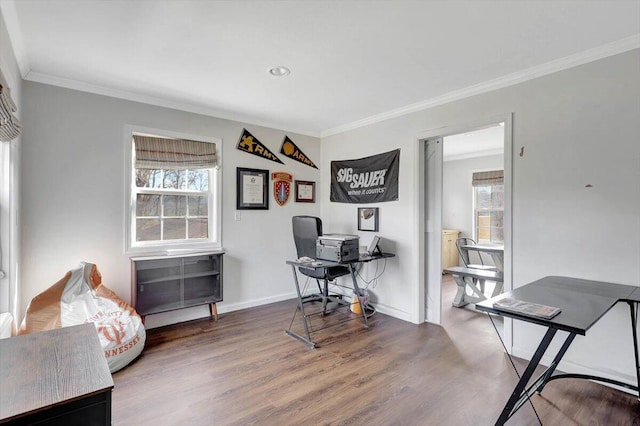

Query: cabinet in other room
[{"left": 442, "top": 230, "right": 460, "bottom": 271}]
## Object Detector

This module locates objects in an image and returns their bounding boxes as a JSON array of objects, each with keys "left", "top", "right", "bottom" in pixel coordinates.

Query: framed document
[
  {"left": 237, "top": 167, "right": 269, "bottom": 210},
  {"left": 295, "top": 180, "right": 315, "bottom": 203},
  {"left": 358, "top": 207, "right": 379, "bottom": 231}
]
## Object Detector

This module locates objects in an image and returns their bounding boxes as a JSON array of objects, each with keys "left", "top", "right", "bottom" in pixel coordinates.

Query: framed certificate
[
  {"left": 295, "top": 180, "right": 316, "bottom": 203},
  {"left": 237, "top": 167, "right": 269, "bottom": 210}
]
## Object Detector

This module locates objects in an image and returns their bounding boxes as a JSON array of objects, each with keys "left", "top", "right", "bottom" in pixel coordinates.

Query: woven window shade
[
  {"left": 0, "top": 69, "right": 22, "bottom": 142},
  {"left": 133, "top": 135, "right": 217, "bottom": 169},
  {"left": 472, "top": 170, "right": 504, "bottom": 187}
]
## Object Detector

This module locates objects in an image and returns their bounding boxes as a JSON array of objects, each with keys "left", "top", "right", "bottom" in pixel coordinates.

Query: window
[
  {"left": 473, "top": 170, "right": 504, "bottom": 244},
  {"left": 127, "top": 128, "right": 221, "bottom": 251}
]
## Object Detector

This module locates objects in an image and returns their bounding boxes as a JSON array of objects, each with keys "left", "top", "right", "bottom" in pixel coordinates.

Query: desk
[
  {"left": 286, "top": 253, "right": 394, "bottom": 348},
  {"left": 0, "top": 323, "right": 114, "bottom": 425},
  {"left": 476, "top": 276, "right": 639, "bottom": 425},
  {"left": 461, "top": 243, "right": 504, "bottom": 273}
]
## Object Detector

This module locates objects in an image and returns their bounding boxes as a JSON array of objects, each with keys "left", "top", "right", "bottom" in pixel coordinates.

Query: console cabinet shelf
[{"left": 131, "top": 251, "right": 224, "bottom": 323}]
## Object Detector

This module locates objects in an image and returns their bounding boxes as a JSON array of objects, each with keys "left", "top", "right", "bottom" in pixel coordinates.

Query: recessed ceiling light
[{"left": 268, "top": 66, "right": 291, "bottom": 77}]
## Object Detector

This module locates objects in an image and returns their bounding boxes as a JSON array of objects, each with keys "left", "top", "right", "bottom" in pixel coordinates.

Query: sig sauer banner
[
  {"left": 237, "top": 128, "right": 284, "bottom": 164},
  {"left": 330, "top": 149, "right": 400, "bottom": 203}
]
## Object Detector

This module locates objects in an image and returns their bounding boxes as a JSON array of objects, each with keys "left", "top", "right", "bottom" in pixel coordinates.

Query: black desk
[
  {"left": 286, "top": 253, "right": 394, "bottom": 348},
  {"left": 476, "top": 276, "right": 639, "bottom": 425}
]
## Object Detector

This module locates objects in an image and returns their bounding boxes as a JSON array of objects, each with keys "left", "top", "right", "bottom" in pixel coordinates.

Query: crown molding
[
  {"left": 23, "top": 71, "right": 320, "bottom": 138},
  {"left": 320, "top": 35, "right": 640, "bottom": 138},
  {"left": 444, "top": 148, "right": 504, "bottom": 163}
]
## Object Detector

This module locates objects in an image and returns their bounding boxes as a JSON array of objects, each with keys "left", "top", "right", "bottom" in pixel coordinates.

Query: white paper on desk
[{"left": 493, "top": 297, "right": 561, "bottom": 319}]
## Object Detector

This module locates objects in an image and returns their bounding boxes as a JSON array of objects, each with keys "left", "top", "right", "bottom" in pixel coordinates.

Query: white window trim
[{"left": 124, "top": 125, "right": 222, "bottom": 254}]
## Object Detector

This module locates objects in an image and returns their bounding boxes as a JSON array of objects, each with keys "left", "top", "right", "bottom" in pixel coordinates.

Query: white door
[{"left": 424, "top": 137, "right": 443, "bottom": 324}]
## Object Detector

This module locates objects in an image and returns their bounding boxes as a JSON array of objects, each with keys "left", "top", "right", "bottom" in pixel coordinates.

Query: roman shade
[
  {"left": 472, "top": 170, "right": 504, "bottom": 187},
  {"left": 0, "top": 69, "right": 22, "bottom": 142},
  {"left": 133, "top": 134, "right": 217, "bottom": 169}
]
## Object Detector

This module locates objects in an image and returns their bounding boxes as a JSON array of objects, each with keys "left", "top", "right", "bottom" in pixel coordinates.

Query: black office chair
[{"left": 292, "top": 216, "right": 350, "bottom": 313}]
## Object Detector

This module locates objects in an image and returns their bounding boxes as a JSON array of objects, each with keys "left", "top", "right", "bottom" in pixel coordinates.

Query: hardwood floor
[{"left": 112, "top": 275, "right": 639, "bottom": 425}]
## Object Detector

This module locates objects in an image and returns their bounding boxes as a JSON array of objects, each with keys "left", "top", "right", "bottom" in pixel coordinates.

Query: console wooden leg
[{"left": 209, "top": 303, "right": 218, "bottom": 321}]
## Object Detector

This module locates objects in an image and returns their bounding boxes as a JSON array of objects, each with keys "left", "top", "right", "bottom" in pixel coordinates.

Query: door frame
[{"left": 415, "top": 113, "right": 514, "bottom": 348}]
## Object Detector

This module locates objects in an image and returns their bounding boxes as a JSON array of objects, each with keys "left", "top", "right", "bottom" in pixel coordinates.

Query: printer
[{"left": 316, "top": 234, "right": 360, "bottom": 263}]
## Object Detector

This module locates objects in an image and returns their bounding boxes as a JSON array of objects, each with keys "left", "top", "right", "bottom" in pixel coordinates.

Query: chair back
[
  {"left": 292, "top": 216, "right": 322, "bottom": 259},
  {"left": 456, "top": 237, "right": 481, "bottom": 267},
  {"left": 292, "top": 215, "right": 350, "bottom": 281}
]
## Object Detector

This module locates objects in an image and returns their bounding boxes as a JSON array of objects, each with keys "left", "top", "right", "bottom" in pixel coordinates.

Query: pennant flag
[
  {"left": 280, "top": 136, "right": 318, "bottom": 169},
  {"left": 237, "top": 129, "right": 284, "bottom": 164}
]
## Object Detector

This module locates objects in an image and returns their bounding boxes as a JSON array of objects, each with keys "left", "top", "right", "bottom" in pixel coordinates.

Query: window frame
[
  {"left": 472, "top": 170, "right": 504, "bottom": 244},
  {"left": 125, "top": 125, "right": 222, "bottom": 253}
]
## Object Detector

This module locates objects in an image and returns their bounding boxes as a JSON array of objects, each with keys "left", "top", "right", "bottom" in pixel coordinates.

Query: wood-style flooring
[{"left": 112, "top": 275, "right": 640, "bottom": 425}]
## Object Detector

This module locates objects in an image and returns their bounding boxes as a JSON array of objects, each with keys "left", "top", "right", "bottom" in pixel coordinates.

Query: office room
[{"left": 0, "top": 1, "right": 639, "bottom": 425}]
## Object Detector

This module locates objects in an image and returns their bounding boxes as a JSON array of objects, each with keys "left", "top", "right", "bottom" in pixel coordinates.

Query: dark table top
[
  {"left": 0, "top": 323, "right": 114, "bottom": 422},
  {"left": 287, "top": 252, "right": 395, "bottom": 269},
  {"left": 628, "top": 286, "right": 640, "bottom": 303},
  {"left": 476, "top": 276, "right": 639, "bottom": 335}
]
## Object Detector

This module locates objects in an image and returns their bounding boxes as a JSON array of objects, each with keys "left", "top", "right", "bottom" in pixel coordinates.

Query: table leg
[
  {"left": 490, "top": 252, "right": 504, "bottom": 274},
  {"left": 285, "top": 264, "right": 316, "bottom": 348},
  {"left": 533, "top": 332, "right": 576, "bottom": 394},
  {"left": 629, "top": 301, "right": 640, "bottom": 400},
  {"left": 451, "top": 275, "right": 468, "bottom": 307},
  {"left": 491, "top": 280, "right": 504, "bottom": 297},
  {"left": 349, "top": 264, "right": 369, "bottom": 328},
  {"left": 495, "top": 327, "right": 557, "bottom": 425}
]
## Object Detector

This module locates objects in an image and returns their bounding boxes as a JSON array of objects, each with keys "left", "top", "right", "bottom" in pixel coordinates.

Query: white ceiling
[
  {"left": 2, "top": 0, "right": 639, "bottom": 137},
  {"left": 443, "top": 124, "right": 505, "bottom": 161}
]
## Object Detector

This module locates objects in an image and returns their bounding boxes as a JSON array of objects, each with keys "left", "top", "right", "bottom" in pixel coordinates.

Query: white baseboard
[
  {"left": 372, "top": 303, "right": 412, "bottom": 323},
  {"left": 511, "top": 346, "right": 637, "bottom": 396},
  {"left": 217, "top": 292, "right": 298, "bottom": 314},
  {"left": 144, "top": 292, "right": 298, "bottom": 329}
]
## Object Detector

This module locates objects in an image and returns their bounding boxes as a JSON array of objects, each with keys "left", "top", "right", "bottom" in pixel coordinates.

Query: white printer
[{"left": 316, "top": 234, "right": 360, "bottom": 263}]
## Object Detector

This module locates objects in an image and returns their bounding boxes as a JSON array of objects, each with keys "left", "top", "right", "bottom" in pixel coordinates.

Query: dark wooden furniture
[
  {"left": 0, "top": 323, "right": 114, "bottom": 425},
  {"left": 476, "top": 276, "right": 640, "bottom": 425},
  {"left": 131, "top": 251, "right": 224, "bottom": 323}
]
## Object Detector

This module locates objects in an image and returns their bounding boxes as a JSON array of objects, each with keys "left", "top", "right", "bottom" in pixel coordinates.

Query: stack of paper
[{"left": 493, "top": 297, "right": 561, "bottom": 319}]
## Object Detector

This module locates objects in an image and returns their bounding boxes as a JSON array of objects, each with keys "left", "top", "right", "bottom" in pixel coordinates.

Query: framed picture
[
  {"left": 358, "top": 207, "right": 379, "bottom": 232},
  {"left": 236, "top": 167, "right": 269, "bottom": 210},
  {"left": 294, "top": 180, "right": 316, "bottom": 203}
]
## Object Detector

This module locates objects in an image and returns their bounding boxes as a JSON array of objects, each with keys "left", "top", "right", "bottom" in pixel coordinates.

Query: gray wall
[
  {"left": 20, "top": 83, "right": 321, "bottom": 328},
  {"left": 320, "top": 49, "right": 640, "bottom": 385}
]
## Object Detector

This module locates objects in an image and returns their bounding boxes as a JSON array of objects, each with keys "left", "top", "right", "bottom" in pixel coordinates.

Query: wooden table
[{"left": 0, "top": 323, "right": 114, "bottom": 425}]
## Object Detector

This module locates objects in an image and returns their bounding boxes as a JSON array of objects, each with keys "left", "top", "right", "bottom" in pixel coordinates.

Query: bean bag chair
[{"left": 19, "top": 262, "right": 146, "bottom": 372}]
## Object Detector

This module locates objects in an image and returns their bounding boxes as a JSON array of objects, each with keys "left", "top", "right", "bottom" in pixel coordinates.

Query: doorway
[{"left": 419, "top": 115, "right": 513, "bottom": 346}]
